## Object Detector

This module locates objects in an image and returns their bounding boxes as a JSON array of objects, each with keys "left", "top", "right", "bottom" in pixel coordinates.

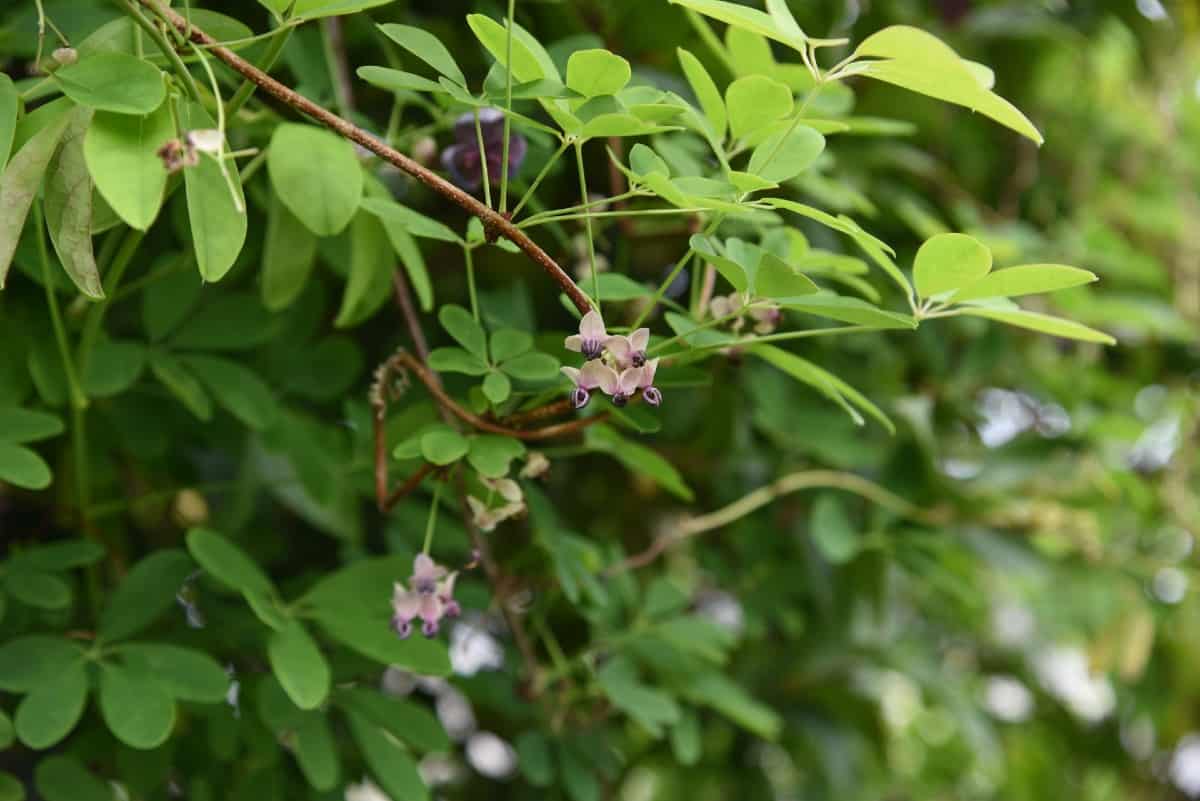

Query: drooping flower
[
  {"left": 391, "top": 554, "right": 460, "bottom": 639},
  {"left": 466, "top": 495, "right": 525, "bottom": 533},
  {"left": 564, "top": 310, "right": 608, "bottom": 361},
  {"left": 441, "top": 108, "right": 527, "bottom": 192},
  {"left": 607, "top": 365, "right": 644, "bottom": 408},
  {"left": 605, "top": 328, "right": 650, "bottom": 369},
  {"left": 561, "top": 361, "right": 615, "bottom": 409},
  {"left": 186, "top": 129, "right": 224, "bottom": 155},
  {"left": 481, "top": 476, "right": 523, "bottom": 504},
  {"left": 638, "top": 358, "right": 663, "bottom": 407},
  {"left": 519, "top": 452, "right": 550, "bottom": 479}
]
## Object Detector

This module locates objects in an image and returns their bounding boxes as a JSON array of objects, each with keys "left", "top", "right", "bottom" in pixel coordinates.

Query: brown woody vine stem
[{"left": 136, "top": 0, "right": 594, "bottom": 316}]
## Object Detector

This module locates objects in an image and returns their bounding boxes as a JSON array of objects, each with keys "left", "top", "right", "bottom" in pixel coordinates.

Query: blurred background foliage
[{"left": 1, "top": 1, "right": 1198, "bottom": 800}]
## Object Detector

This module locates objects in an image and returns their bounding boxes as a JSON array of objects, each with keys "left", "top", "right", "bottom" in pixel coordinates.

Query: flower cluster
[
  {"left": 710, "top": 293, "right": 782, "bottom": 335},
  {"left": 561, "top": 311, "right": 662, "bottom": 409},
  {"left": 391, "top": 554, "right": 461, "bottom": 639},
  {"left": 157, "top": 129, "right": 224, "bottom": 174},
  {"left": 441, "top": 108, "right": 527, "bottom": 192}
]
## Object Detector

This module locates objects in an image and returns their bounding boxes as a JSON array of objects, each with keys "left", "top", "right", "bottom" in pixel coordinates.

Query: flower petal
[
  {"left": 639, "top": 358, "right": 660, "bottom": 388},
  {"left": 564, "top": 335, "right": 584, "bottom": 352},
  {"left": 582, "top": 361, "right": 618, "bottom": 394},
  {"left": 604, "top": 335, "right": 632, "bottom": 364},
  {"left": 560, "top": 365, "right": 583, "bottom": 385},
  {"left": 618, "top": 367, "right": 643, "bottom": 395},
  {"left": 579, "top": 310, "right": 606, "bottom": 339},
  {"left": 391, "top": 588, "right": 422, "bottom": 621},
  {"left": 629, "top": 328, "right": 650, "bottom": 351}
]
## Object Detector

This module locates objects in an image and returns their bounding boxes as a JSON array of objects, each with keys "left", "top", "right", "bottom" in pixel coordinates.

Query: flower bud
[{"left": 52, "top": 48, "right": 78, "bottom": 66}]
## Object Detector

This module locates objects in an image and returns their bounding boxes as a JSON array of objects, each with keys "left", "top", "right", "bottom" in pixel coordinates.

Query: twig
[
  {"left": 321, "top": 16, "right": 355, "bottom": 116},
  {"left": 502, "top": 398, "right": 575, "bottom": 427},
  {"left": 379, "top": 463, "right": 436, "bottom": 513},
  {"left": 607, "top": 470, "right": 949, "bottom": 574},
  {"left": 135, "top": 0, "right": 592, "bottom": 315}
]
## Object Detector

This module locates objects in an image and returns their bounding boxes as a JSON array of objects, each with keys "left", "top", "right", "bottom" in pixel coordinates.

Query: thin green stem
[
  {"left": 511, "top": 139, "right": 569, "bottom": 219},
  {"left": 499, "top": 0, "right": 517, "bottom": 213},
  {"left": 573, "top": 142, "right": 599, "bottom": 306},
  {"left": 226, "top": 24, "right": 293, "bottom": 116},
  {"left": 630, "top": 216, "right": 723, "bottom": 329},
  {"left": 462, "top": 244, "right": 480, "bottom": 322},
  {"left": 33, "top": 205, "right": 86, "bottom": 411},
  {"left": 520, "top": 206, "right": 711, "bottom": 229},
  {"left": 190, "top": 42, "right": 244, "bottom": 213},
  {"left": 423, "top": 480, "right": 444, "bottom": 555},
  {"left": 518, "top": 189, "right": 646, "bottom": 226},
  {"left": 125, "top": 0, "right": 202, "bottom": 102},
  {"left": 647, "top": 303, "right": 768, "bottom": 355},
  {"left": 78, "top": 228, "right": 144, "bottom": 374},
  {"left": 474, "top": 110, "right": 493, "bottom": 209},
  {"left": 667, "top": 325, "right": 877, "bottom": 357}
]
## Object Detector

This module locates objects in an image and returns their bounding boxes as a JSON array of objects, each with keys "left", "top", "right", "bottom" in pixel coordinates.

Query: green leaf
[
  {"left": 581, "top": 113, "right": 673, "bottom": 140},
  {"left": 0, "top": 771, "right": 20, "bottom": 801},
  {"left": 34, "top": 756, "right": 110, "bottom": 801},
  {"left": 9, "top": 539, "right": 102, "bottom": 570},
  {"left": 0, "top": 74, "right": 16, "bottom": 169},
  {"left": 261, "top": 193, "right": 318, "bottom": 311},
  {"left": 181, "top": 354, "right": 279, "bottom": 430},
  {"left": 810, "top": 494, "right": 860, "bottom": 563},
  {"left": 118, "top": 643, "right": 229, "bottom": 703},
  {"left": 482, "top": 371, "right": 512, "bottom": 405},
  {"left": 853, "top": 26, "right": 1042, "bottom": 144},
  {"left": 98, "top": 662, "right": 176, "bottom": 749},
  {"left": 913, "top": 233, "right": 992, "bottom": 298},
  {"left": 335, "top": 209, "right": 393, "bottom": 328},
  {"left": 16, "top": 661, "right": 88, "bottom": 749},
  {"left": 959, "top": 307, "right": 1116, "bottom": 344},
  {"left": 5, "top": 571, "right": 70, "bottom": 610},
  {"left": 98, "top": 549, "right": 194, "bottom": 642},
  {"left": 628, "top": 144, "right": 671, "bottom": 179},
  {"left": 0, "top": 443, "right": 52, "bottom": 490},
  {"left": 361, "top": 197, "right": 461, "bottom": 243},
  {"left": 384, "top": 223, "right": 433, "bottom": 311},
  {"left": 180, "top": 103, "right": 246, "bottom": 283},
  {"left": 428, "top": 347, "right": 489, "bottom": 376},
  {"left": 258, "top": 0, "right": 394, "bottom": 21},
  {"left": 142, "top": 266, "right": 201, "bottom": 341},
  {"left": 268, "top": 123, "right": 362, "bottom": 236},
  {"left": 668, "top": 0, "right": 807, "bottom": 50},
  {"left": 378, "top": 24, "right": 466, "bottom": 87},
  {"left": 0, "top": 709, "right": 10, "bottom": 749},
  {"left": 466, "top": 14, "right": 552, "bottom": 84},
  {"left": 0, "top": 407, "right": 63, "bottom": 443},
  {"left": 186, "top": 527, "right": 275, "bottom": 596},
  {"left": 293, "top": 712, "right": 341, "bottom": 791},
  {"left": 516, "top": 731, "right": 556, "bottom": 787},
  {"left": 677, "top": 48, "right": 726, "bottom": 141},
  {"left": 83, "top": 103, "right": 173, "bottom": 230},
  {"left": 356, "top": 66, "right": 446, "bottom": 95},
  {"left": 82, "top": 340, "right": 146, "bottom": 397},
  {"left": 726, "top": 75, "right": 793, "bottom": 141},
  {"left": 596, "top": 658, "right": 680, "bottom": 737},
  {"left": 347, "top": 711, "right": 430, "bottom": 801},
  {"left": 680, "top": 672, "right": 781, "bottom": 739},
  {"left": 490, "top": 329, "right": 532, "bottom": 363},
  {"left": 777, "top": 294, "right": 917, "bottom": 329},
  {"left": 754, "top": 253, "right": 820, "bottom": 298},
  {"left": 751, "top": 344, "right": 894, "bottom": 432},
  {"left": 558, "top": 745, "right": 599, "bottom": 801},
  {"left": 500, "top": 352, "right": 559, "bottom": 381},
  {"left": 0, "top": 636, "right": 83, "bottom": 692},
  {"left": 949, "top": 264, "right": 1098, "bottom": 302},
  {"left": 748, "top": 125, "right": 825, "bottom": 183},
  {"left": 691, "top": 235, "right": 748, "bottom": 292},
  {"left": 421, "top": 428, "right": 469, "bottom": 466},
  {"left": 670, "top": 709, "right": 702, "bottom": 766},
  {"left": 312, "top": 609, "right": 451, "bottom": 676},
  {"left": 586, "top": 424, "right": 694, "bottom": 501},
  {"left": 149, "top": 352, "right": 212, "bottom": 421},
  {"left": 43, "top": 107, "right": 102, "bottom": 297},
  {"left": 566, "top": 49, "right": 632, "bottom": 97},
  {"left": 53, "top": 53, "right": 165, "bottom": 115},
  {"left": 0, "top": 106, "right": 72, "bottom": 290},
  {"left": 337, "top": 688, "right": 450, "bottom": 753},
  {"left": 439, "top": 305, "right": 487, "bottom": 359},
  {"left": 268, "top": 622, "right": 330, "bottom": 711},
  {"left": 467, "top": 435, "right": 526, "bottom": 478}
]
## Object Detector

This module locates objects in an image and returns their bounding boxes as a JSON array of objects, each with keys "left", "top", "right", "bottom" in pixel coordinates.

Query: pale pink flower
[
  {"left": 561, "top": 361, "right": 615, "bottom": 409},
  {"left": 604, "top": 328, "right": 650, "bottom": 369},
  {"left": 638, "top": 358, "right": 662, "bottom": 407},
  {"left": 391, "top": 554, "right": 460, "bottom": 639},
  {"left": 467, "top": 496, "right": 525, "bottom": 532},
  {"left": 564, "top": 310, "right": 607, "bottom": 361}
]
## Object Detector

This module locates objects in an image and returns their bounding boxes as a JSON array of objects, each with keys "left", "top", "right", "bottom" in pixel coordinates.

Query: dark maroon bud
[
  {"left": 393, "top": 617, "right": 413, "bottom": 639},
  {"left": 612, "top": 393, "right": 629, "bottom": 407},
  {"left": 422, "top": 619, "right": 439, "bottom": 638},
  {"left": 571, "top": 387, "right": 591, "bottom": 409},
  {"left": 441, "top": 109, "right": 528, "bottom": 192},
  {"left": 631, "top": 351, "right": 646, "bottom": 368},
  {"left": 643, "top": 387, "right": 662, "bottom": 407}
]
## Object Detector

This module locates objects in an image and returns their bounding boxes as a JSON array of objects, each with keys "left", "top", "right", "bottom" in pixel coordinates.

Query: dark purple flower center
[
  {"left": 643, "top": 387, "right": 662, "bottom": 407},
  {"left": 581, "top": 338, "right": 604, "bottom": 360},
  {"left": 422, "top": 619, "right": 439, "bottom": 638},
  {"left": 631, "top": 351, "right": 646, "bottom": 368},
  {"left": 392, "top": 617, "right": 413, "bottom": 639},
  {"left": 571, "top": 387, "right": 591, "bottom": 409},
  {"left": 612, "top": 393, "right": 629, "bottom": 407},
  {"left": 414, "top": 577, "right": 437, "bottom": 595}
]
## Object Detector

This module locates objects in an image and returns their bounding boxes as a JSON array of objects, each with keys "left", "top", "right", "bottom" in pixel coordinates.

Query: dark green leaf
[
  {"left": 149, "top": 352, "right": 212, "bottom": 421},
  {"left": 186, "top": 527, "right": 275, "bottom": 596},
  {"left": 0, "top": 636, "right": 84, "bottom": 692},
  {"left": 428, "top": 347, "right": 489, "bottom": 376},
  {"left": 44, "top": 107, "right": 102, "bottom": 298},
  {"left": 83, "top": 103, "right": 173, "bottom": 230},
  {"left": 0, "top": 106, "right": 72, "bottom": 289},
  {"left": 98, "top": 549, "right": 194, "bottom": 642},
  {"left": 467, "top": 435, "right": 526, "bottom": 478},
  {"left": 500, "top": 352, "right": 559, "bottom": 381},
  {"left": 5, "top": 570, "right": 70, "bottom": 610},
  {"left": 439, "top": 305, "right": 487, "bottom": 359},
  {"left": 0, "top": 443, "right": 52, "bottom": 490},
  {"left": 585, "top": 424, "right": 693, "bottom": 501},
  {"left": 268, "top": 123, "right": 362, "bottom": 237},
  {"left": 98, "top": 662, "right": 176, "bottom": 749},
  {"left": 118, "top": 643, "right": 229, "bottom": 703},
  {"left": 0, "top": 407, "right": 63, "bottom": 443},
  {"left": 378, "top": 24, "right": 466, "bottom": 86},
  {"left": 15, "top": 661, "right": 88, "bottom": 749},
  {"left": 293, "top": 712, "right": 341, "bottom": 791},
  {"left": 261, "top": 193, "right": 317, "bottom": 311},
  {"left": 34, "top": 756, "right": 110, "bottom": 801},
  {"left": 347, "top": 711, "right": 430, "bottom": 801},
  {"left": 421, "top": 428, "right": 469, "bottom": 466},
  {"left": 53, "top": 53, "right": 165, "bottom": 115},
  {"left": 181, "top": 355, "right": 279, "bottom": 430}
]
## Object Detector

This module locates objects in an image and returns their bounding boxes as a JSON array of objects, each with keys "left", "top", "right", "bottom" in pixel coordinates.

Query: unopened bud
[
  {"left": 52, "top": 48, "right": 78, "bottom": 66},
  {"left": 172, "top": 489, "right": 209, "bottom": 527}
]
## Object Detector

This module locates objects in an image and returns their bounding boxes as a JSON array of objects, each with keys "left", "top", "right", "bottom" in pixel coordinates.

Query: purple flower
[
  {"left": 638, "top": 358, "right": 662, "bottom": 406},
  {"left": 391, "top": 554, "right": 460, "bottom": 639},
  {"left": 605, "top": 328, "right": 650, "bottom": 369},
  {"left": 560, "top": 361, "right": 612, "bottom": 409},
  {"left": 441, "top": 108, "right": 527, "bottom": 192},
  {"left": 564, "top": 310, "right": 608, "bottom": 361}
]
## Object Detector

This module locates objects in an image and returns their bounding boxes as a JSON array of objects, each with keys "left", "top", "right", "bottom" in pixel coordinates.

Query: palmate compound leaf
[
  {"left": 913, "top": 233, "right": 992, "bottom": 299},
  {"left": 949, "top": 264, "right": 1099, "bottom": 302}
]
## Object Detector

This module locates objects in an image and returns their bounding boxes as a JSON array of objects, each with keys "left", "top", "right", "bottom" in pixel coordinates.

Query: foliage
[{"left": 0, "top": 1, "right": 1196, "bottom": 800}]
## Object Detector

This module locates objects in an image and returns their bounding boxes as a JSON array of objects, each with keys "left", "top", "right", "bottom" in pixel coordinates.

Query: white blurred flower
[
  {"left": 983, "top": 675, "right": 1034, "bottom": 722},
  {"left": 466, "top": 732, "right": 517, "bottom": 779},
  {"left": 345, "top": 779, "right": 390, "bottom": 801},
  {"left": 450, "top": 619, "right": 505, "bottom": 677},
  {"left": 1172, "top": 735, "right": 1200, "bottom": 797},
  {"left": 1033, "top": 645, "right": 1115, "bottom": 723}
]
